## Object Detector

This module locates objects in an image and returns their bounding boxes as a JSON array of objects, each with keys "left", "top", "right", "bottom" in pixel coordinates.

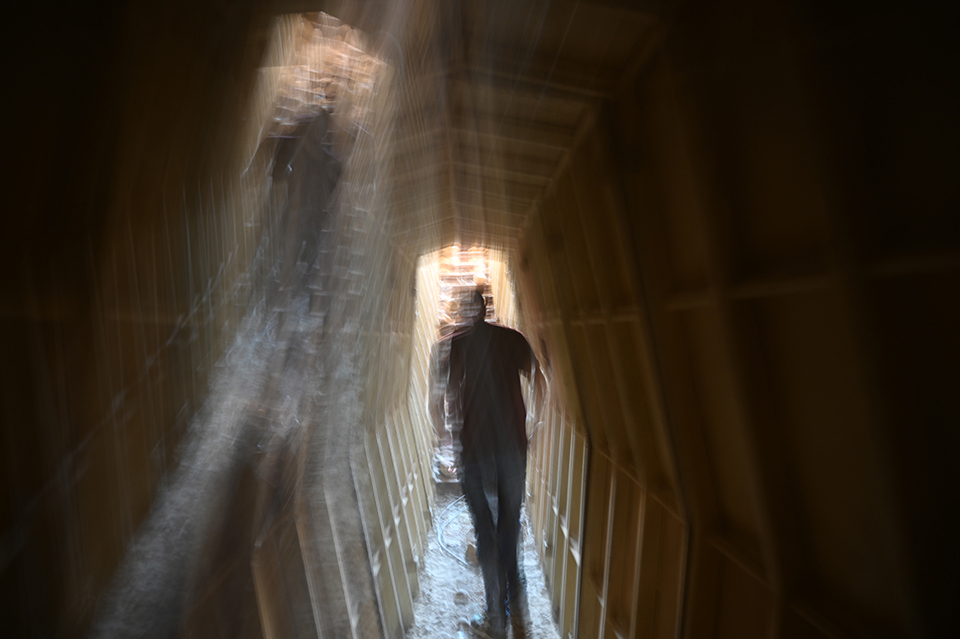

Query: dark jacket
[{"left": 446, "top": 320, "right": 535, "bottom": 463}]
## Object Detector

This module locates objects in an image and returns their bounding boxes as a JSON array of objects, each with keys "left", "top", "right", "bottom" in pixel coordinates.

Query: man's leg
[
  {"left": 498, "top": 453, "right": 530, "bottom": 637},
  {"left": 461, "top": 461, "right": 506, "bottom": 636}
]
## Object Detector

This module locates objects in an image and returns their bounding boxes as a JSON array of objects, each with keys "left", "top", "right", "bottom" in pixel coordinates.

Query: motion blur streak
[{"left": 3, "top": 0, "right": 958, "bottom": 637}]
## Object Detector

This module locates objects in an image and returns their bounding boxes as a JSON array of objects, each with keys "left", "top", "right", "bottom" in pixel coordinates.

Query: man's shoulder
[
  {"left": 485, "top": 321, "right": 518, "bottom": 335},
  {"left": 487, "top": 323, "right": 531, "bottom": 348},
  {"left": 448, "top": 321, "right": 530, "bottom": 348}
]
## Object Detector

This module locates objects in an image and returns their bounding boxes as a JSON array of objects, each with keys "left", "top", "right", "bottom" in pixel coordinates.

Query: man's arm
[
  {"left": 532, "top": 354, "right": 547, "bottom": 420},
  {"left": 520, "top": 333, "right": 548, "bottom": 436}
]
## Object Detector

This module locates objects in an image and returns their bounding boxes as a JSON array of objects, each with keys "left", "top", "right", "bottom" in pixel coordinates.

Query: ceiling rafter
[
  {"left": 459, "top": 44, "right": 621, "bottom": 99},
  {"left": 392, "top": 118, "right": 575, "bottom": 154}
]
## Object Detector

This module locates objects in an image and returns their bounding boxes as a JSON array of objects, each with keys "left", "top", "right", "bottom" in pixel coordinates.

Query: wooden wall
[
  {"left": 516, "top": 1, "right": 958, "bottom": 636},
  {"left": 517, "top": 103, "right": 687, "bottom": 638}
]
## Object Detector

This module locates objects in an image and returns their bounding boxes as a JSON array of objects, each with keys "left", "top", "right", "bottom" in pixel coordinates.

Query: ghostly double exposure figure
[{"left": 430, "top": 289, "right": 543, "bottom": 638}]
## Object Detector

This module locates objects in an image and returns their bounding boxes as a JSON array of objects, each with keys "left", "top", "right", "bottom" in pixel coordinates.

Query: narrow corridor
[{"left": 5, "top": 0, "right": 957, "bottom": 637}]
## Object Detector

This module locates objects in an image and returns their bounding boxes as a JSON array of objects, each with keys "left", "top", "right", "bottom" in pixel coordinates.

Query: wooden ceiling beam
[
  {"left": 454, "top": 186, "right": 535, "bottom": 209},
  {"left": 388, "top": 164, "right": 552, "bottom": 194},
  {"left": 569, "top": 0, "right": 667, "bottom": 16},
  {"left": 452, "top": 161, "right": 551, "bottom": 187},
  {"left": 460, "top": 45, "right": 620, "bottom": 100},
  {"left": 452, "top": 120, "right": 575, "bottom": 150},
  {"left": 388, "top": 146, "right": 558, "bottom": 181},
  {"left": 389, "top": 188, "right": 532, "bottom": 217},
  {"left": 449, "top": 76, "right": 588, "bottom": 120},
  {"left": 392, "top": 118, "right": 575, "bottom": 154}
]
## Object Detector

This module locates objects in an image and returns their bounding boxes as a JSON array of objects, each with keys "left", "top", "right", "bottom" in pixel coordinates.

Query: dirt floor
[{"left": 407, "top": 488, "right": 561, "bottom": 639}]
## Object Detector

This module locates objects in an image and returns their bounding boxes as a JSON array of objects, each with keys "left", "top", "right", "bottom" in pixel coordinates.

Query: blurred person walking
[{"left": 430, "top": 289, "right": 543, "bottom": 639}]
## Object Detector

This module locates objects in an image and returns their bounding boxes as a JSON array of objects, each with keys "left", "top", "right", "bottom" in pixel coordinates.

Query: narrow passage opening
[{"left": 407, "top": 245, "right": 560, "bottom": 638}]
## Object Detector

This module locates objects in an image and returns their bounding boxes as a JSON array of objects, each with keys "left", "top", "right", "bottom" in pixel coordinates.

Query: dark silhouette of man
[{"left": 430, "top": 290, "right": 543, "bottom": 638}]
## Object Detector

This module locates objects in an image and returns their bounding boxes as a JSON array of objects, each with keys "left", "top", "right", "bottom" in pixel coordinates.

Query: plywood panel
[
  {"left": 605, "top": 471, "right": 641, "bottom": 634},
  {"left": 539, "top": 195, "right": 581, "bottom": 319},
  {"left": 581, "top": 448, "right": 611, "bottom": 593},
  {"left": 583, "top": 324, "right": 634, "bottom": 471},
  {"left": 562, "top": 544, "right": 580, "bottom": 637},
  {"left": 566, "top": 325, "right": 609, "bottom": 454},
  {"left": 566, "top": 431, "right": 587, "bottom": 548},
  {"left": 751, "top": 289, "right": 907, "bottom": 628},
  {"left": 780, "top": 604, "right": 830, "bottom": 639},
  {"left": 567, "top": 147, "right": 628, "bottom": 312},
  {"left": 373, "top": 430, "right": 415, "bottom": 631},
  {"left": 863, "top": 270, "right": 960, "bottom": 632},
  {"left": 553, "top": 176, "right": 602, "bottom": 315},
  {"left": 714, "top": 555, "right": 773, "bottom": 638},
  {"left": 556, "top": 423, "right": 572, "bottom": 523},
  {"left": 633, "top": 58, "right": 710, "bottom": 293},
  {"left": 655, "top": 504, "right": 686, "bottom": 638},
  {"left": 679, "top": 308, "right": 762, "bottom": 548},
  {"left": 577, "top": 576, "right": 603, "bottom": 639},
  {"left": 611, "top": 320, "right": 665, "bottom": 487}
]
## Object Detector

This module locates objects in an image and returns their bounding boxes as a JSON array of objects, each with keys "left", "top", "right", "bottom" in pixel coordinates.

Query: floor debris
[{"left": 407, "top": 490, "right": 561, "bottom": 639}]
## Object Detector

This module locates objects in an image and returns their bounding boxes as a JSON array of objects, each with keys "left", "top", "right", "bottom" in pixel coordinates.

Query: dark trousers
[{"left": 461, "top": 449, "right": 526, "bottom": 631}]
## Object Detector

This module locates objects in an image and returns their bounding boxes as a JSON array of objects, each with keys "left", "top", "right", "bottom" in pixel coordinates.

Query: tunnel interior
[{"left": 4, "top": 0, "right": 959, "bottom": 637}]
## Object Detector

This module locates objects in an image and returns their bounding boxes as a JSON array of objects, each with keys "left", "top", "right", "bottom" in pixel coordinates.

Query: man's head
[{"left": 460, "top": 289, "right": 487, "bottom": 325}]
